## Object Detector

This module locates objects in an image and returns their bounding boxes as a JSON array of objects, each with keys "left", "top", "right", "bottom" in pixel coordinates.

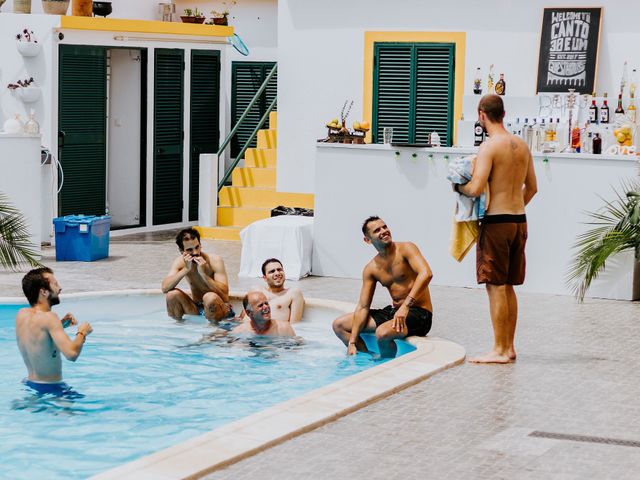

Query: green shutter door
[
  {"left": 372, "top": 43, "right": 454, "bottom": 146},
  {"left": 58, "top": 45, "right": 107, "bottom": 216},
  {"left": 230, "top": 62, "right": 276, "bottom": 157},
  {"left": 415, "top": 45, "right": 455, "bottom": 146},
  {"left": 153, "top": 49, "right": 184, "bottom": 225},
  {"left": 189, "top": 50, "right": 220, "bottom": 221}
]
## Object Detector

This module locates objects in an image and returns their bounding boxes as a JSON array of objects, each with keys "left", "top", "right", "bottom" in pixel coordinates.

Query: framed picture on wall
[{"left": 536, "top": 7, "right": 603, "bottom": 94}]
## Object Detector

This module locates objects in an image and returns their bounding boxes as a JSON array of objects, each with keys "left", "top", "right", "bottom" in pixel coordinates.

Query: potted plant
[
  {"left": 211, "top": 1, "right": 236, "bottom": 25},
  {"left": 181, "top": 7, "right": 205, "bottom": 24},
  {"left": 16, "top": 28, "right": 41, "bottom": 57},
  {"left": 0, "top": 192, "right": 42, "bottom": 271},
  {"left": 42, "top": 0, "right": 70, "bottom": 14},
  {"left": 568, "top": 179, "right": 640, "bottom": 301},
  {"left": 8, "top": 77, "right": 41, "bottom": 103}
]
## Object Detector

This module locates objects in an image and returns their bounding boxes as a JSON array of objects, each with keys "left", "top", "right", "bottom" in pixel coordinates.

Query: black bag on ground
[{"left": 270, "top": 206, "right": 314, "bottom": 217}]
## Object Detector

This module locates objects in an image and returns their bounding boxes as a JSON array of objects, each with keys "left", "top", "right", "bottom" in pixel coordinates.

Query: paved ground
[{"left": 2, "top": 232, "right": 639, "bottom": 479}]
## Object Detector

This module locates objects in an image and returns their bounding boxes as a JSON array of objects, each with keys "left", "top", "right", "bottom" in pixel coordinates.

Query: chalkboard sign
[{"left": 536, "top": 7, "right": 603, "bottom": 94}]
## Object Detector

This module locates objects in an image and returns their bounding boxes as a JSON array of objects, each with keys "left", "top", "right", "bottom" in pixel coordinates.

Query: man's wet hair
[
  {"left": 362, "top": 215, "right": 381, "bottom": 237},
  {"left": 478, "top": 94, "right": 505, "bottom": 123},
  {"left": 175, "top": 228, "right": 201, "bottom": 251},
  {"left": 261, "top": 258, "right": 282, "bottom": 276},
  {"left": 22, "top": 267, "right": 53, "bottom": 306}
]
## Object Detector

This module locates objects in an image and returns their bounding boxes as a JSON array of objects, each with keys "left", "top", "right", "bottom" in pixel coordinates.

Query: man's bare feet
[
  {"left": 507, "top": 348, "right": 517, "bottom": 361},
  {"left": 468, "top": 351, "right": 513, "bottom": 364}
]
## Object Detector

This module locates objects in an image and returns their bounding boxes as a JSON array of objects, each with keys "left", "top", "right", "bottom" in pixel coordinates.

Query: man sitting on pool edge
[
  {"left": 16, "top": 267, "right": 93, "bottom": 396},
  {"left": 162, "top": 228, "right": 232, "bottom": 322},
  {"left": 233, "top": 291, "right": 296, "bottom": 336}
]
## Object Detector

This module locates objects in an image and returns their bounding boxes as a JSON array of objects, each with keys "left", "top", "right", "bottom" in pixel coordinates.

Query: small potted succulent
[
  {"left": 16, "top": 28, "right": 41, "bottom": 57},
  {"left": 8, "top": 77, "right": 41, "bottom": 103},
  {"left": 181, "top": 7, "right": 205, "bottom": 24},
  {"left": 210, "top": 1, "right": 236, "bottom": 25},
  {"left": 41, "top": 0, "right": 70, "bottom": 15}
]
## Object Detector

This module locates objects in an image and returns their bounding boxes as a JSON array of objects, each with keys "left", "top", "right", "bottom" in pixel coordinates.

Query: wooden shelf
[{"left": 60, "top": 16, "right": 233, "bottom": 37}]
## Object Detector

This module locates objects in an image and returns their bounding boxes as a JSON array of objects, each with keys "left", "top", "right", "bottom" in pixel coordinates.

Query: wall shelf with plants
[{"left": 16, "top": 28, "right": 41, "bottom": 57}]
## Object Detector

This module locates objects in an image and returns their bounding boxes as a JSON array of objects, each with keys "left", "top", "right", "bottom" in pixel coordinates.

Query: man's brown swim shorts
[{"left": 476, "top": 214, "right": 527, "bottom": 285}]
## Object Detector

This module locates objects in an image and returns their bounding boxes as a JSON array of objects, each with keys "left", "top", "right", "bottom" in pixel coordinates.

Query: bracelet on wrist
[
  {"left": 76, "top": 331, "right": 85, "bottom": 337},
  {"left": 348, "top": 341, "right": 356, "bottom": 345}
]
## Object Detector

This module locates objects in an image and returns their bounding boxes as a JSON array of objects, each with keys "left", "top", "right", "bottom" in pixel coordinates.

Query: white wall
[{"left": 277, "top": 0, "right": 640, "bottom": 193}]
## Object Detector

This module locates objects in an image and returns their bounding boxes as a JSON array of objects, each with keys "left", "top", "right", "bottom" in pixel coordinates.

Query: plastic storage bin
[{"left": 53, "top": 215, "right": 111, "bottom": 261}]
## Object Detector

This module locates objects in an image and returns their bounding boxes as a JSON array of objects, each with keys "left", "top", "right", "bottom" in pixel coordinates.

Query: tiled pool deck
[{"left": 2, "top": 232, "right": 640, "bottom": 479}]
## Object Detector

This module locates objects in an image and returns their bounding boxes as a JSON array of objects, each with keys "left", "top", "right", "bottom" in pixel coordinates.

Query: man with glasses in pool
[
  {"left": 16, "top": 267, "right": 93, "bottom": 396},
  {"left": 332, "top": 216, "right": 434, "bottom": 358},
  {"left": 162, "top": 228, "right": 232, "bottom": 322},
  {"left": 233, "top": 291, "right": 296, "bottom": 336}
]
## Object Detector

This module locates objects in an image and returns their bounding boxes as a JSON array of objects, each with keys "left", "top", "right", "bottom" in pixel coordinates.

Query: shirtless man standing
[
  {"left": 16, "top": 267, "right": 93, "bottom": 395},
  {"left": 455, "top": 94, "right": 538, "bottom": 364},
  {"left": 332, "top": 217, "right": 434, "bottom": 358},
  {"left": 260, "top": 258, "right": 304, "bottom": 323},
  {"left": 232, "top": 291, "right": 296, "bottom": 336},
  {"left": 162, "top": 228, "right": 231, "bottom": 322}
]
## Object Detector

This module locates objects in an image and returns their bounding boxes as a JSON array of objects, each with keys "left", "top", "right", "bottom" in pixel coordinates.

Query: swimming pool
[{"left": 0, "top": 292, "right": 418, "bottom": 480}]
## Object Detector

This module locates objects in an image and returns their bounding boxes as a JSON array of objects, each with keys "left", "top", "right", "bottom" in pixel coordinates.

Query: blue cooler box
[{"left": 53, "top": 215, "right": 111, "bottom": 262}]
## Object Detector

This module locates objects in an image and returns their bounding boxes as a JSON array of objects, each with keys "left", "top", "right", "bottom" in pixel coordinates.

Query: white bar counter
[
  {"left": 313, "top": 143, "right": 639, "bottom": 300},
  {"left": 0, "top": 133, "right": 43, "bottom": 255}
]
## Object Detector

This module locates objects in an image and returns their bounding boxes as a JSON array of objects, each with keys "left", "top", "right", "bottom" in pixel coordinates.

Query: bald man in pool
[
  {"left": 15, "top": 267, "right": 93, "bottom": 396},
  {"left": 233, "top": 291, "right": 296, "bottom": 336}
]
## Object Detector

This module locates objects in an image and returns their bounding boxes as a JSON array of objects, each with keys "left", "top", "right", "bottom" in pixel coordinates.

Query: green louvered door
[
  {"left": 189, "top": 50, "right": 220, "bottom": 221},
  {"left": 230, "top": 62, "right": 276, "bottom": 157},
  {"left": 372, "top": 43, "right": 455, "bottom": 146},
  {"left": 58, "top": 45, "right": 107, "bottom": 216},
  {"left": 153, "top": 49, "right": 184, "bottom": 225}
]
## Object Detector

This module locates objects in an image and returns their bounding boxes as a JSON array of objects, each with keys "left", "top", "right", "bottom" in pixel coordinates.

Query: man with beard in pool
[{"left": 15, "top": 267, "right": 93, "bottom": 396}]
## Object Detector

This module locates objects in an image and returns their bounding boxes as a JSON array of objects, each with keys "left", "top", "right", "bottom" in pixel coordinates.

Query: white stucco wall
[{"left": 277, "top": 0, "right": 640, "bottom": 194}]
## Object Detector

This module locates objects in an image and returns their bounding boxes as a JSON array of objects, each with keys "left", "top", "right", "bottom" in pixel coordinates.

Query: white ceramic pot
[
  {"left": 42, "top": 0, "right": 70, "bottom": 14},
  {"left": 16, "top": 41, "right": 42, "bottom": 57},
  {"left": 19, "top": 86, "right": 41, "bottom": 103}
]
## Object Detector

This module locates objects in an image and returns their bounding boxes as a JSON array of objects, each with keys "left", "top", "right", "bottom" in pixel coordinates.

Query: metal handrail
[
  {"left": 218, "top": 95, "right": 277, "bottom": 191},
  {"left": 217, "top": 63, "right": 277, "bottom": 157}
]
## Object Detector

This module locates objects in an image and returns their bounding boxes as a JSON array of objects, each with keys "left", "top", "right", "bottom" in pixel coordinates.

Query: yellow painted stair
[{"left": 197, "top": 111, "right": 314, "bottom": 241}]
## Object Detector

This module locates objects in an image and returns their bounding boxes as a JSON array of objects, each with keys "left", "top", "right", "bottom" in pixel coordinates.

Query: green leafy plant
[
  {"left": 183, "top": 8, "right": 193, "bottom": 16},
  {"left": 567, "top": 179, "right": 640, "bottom": 301},
  {"left": 0, "top": 192, "right": 42, "bottom": 270}
]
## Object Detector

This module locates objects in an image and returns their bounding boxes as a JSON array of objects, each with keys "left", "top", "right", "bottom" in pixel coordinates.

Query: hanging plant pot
[
  {"left": 42, "top": 0, "right": 70, "bottom": 14},
  {"left": 17, "top": 41, "right": 42, "bottom": 57},
  {"left": 18, "top": 86, "right": 42, "bottom": 103},
  {"left": 14, "top": 0, "right": 32, "bottom": 13}
]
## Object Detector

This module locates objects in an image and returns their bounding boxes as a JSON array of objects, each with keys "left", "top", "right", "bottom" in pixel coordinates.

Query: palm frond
[
  {"left": 0, "top": 192, "right": 42, "bottom": 271},
  {"left": 567, "top": 179, "right": 640, "bottom": 301}
]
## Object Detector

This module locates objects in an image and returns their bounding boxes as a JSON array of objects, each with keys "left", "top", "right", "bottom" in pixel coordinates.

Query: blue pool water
[{"left": 0, "top": 295, "right": 413, "bottom": 479}]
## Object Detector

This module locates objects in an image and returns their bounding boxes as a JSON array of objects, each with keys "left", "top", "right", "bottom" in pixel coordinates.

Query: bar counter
[{"left": 313, "top": 143, "right": 639, "bottom": 300}]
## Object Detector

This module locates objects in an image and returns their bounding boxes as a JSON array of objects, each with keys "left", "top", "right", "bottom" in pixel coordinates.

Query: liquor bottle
[
  {"left": 495, "top": 73, "right": 506, "bottom": 95},
  {"left": 473, "top": 67, "right": 482, "bottom": 95},
  {"left": 600, "top": 93, "right": 610, "bottom": 124},
  {"left": 614, "top": 94, "right": 625, "bottom": 125},
  {"left": 571, "top": 126, "right": 581, "bottom": 151},
  {"left": 592, "top": 133, "right": 602, "bottom": 154},
  {"left": 487, "top": 64, "right": 495, "bottom": 93},
  {"left": 473, "top": 120, "right": 485, "bottom": 146},
  {"left": 589, "top": 96, "right": 598, "bottom": 123},
  {"left": 628, "top": 98, "right": 637, "bottom": 124},
  {"left": 545, "top": 118, "right": 555, "bottom": 141},
  {"left": 630, "top": 69, "right": 638, "bottom": 99},
  {"left": 522, "top": 118, "right": 533, "bottom": 148}
]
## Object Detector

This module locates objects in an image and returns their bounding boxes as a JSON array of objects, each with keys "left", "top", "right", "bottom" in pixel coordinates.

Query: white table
[{"left": 239, "top": 216, "right": 314, "bottom": 280}]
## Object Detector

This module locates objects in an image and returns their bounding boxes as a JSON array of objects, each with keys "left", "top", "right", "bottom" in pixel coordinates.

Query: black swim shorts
[{"left": 369, "top": 305, "right": 432, "bottom": 337}]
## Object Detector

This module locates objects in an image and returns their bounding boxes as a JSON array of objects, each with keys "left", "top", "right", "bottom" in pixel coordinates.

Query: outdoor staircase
[{"left": 197, "top": 112, "right": 314, "bottom": 241}]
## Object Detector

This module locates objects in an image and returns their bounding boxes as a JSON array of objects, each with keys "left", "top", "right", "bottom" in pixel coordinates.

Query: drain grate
[{"left": 530, "top": 431, "right": 640, "bottom": 448}]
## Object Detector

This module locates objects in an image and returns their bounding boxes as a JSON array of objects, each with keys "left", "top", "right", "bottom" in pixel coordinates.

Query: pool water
[{"left": 0, "top": 295, "right": 411, "bottom": 479}]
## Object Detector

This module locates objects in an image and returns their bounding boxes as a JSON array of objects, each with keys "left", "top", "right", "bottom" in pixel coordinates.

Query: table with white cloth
[{"left": 239, "top": 216, "right": 314, "bottom": 280}]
